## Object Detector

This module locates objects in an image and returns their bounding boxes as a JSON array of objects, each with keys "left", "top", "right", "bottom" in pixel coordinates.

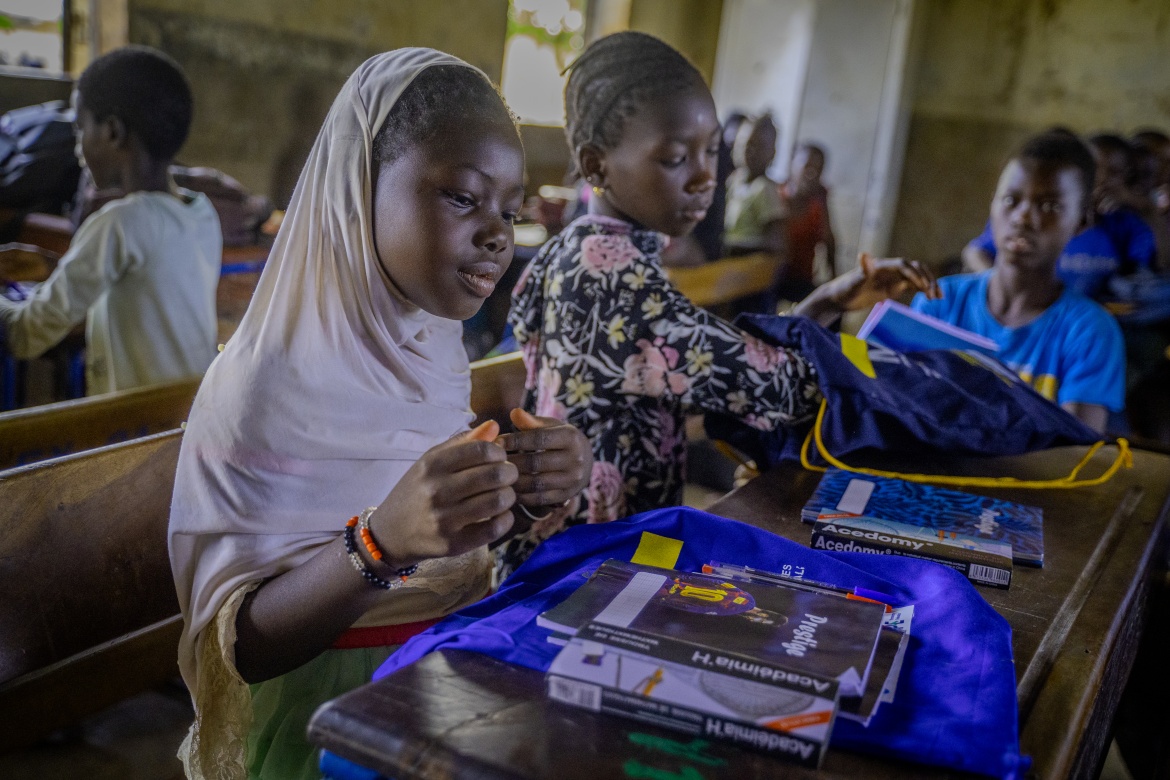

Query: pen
[{"left": 703, "top": 561, "right": 896, "bottom": 612}]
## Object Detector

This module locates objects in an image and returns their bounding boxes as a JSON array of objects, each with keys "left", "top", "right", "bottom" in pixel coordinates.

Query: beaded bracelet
[{"left": 343, "top": 508, "right": 417, "bottom": 590}]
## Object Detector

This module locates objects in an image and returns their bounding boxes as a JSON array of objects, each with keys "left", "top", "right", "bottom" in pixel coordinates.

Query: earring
[{"left": 592, "top": 185, "right": 605, "bottom": 196}]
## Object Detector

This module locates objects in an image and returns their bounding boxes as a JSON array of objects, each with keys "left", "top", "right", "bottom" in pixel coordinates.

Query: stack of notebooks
[
  {"left": 802, "top": 469, "right": 1045, "bottom": 590},
  {"left": 541, "top": 560, "right": 913, "bottom": 767}
]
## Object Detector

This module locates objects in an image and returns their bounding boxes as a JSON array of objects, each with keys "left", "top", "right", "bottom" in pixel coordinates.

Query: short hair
[
  {"left": 373, "top": 65, "right": 517, "bottom": 169},
  {"left": 1132, "top": 129, "right": 1170, "bottom": 153},
  {"left": 1012, "top": 131, "right": 1097, "bottom": 209},
  {"left": 795, "top": 141, "right": 826, "bottom": 163},
  {"left": 76, "top": 46, "right": 193, "bottom": 162},
  {"left": 1087, "top": 133, "right": 1137, "bottom": 184},
  {"left": 564, "top": 31, "right": 707, "bottom": 162}
]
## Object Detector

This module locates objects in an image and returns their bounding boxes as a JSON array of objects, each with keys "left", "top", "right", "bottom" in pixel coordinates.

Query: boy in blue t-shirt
[
  {"left": 914, "top": 131, "right": 1124, "bottom": 433},
  {"left": 961, "top": 134, "right": 1156, "bottom": 299}
]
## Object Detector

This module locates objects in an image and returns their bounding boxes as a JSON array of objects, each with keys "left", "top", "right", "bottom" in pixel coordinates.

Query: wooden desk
[
  {"left": 665, "top": 253, "right": 779, "bottom": 308},
  {"left": 308, "top": 447, "right": 1170, "bottom": 780}
]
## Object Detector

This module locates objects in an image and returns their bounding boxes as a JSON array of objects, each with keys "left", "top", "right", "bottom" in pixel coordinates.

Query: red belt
[{"left": 332, "top": 617, "right": 442, "bottom": 649}]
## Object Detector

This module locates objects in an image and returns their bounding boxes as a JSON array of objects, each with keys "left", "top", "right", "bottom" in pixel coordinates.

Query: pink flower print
[
  {"left": 743, "top": 413, "right": 776, "bottom": 431},
  {"left": 743, "top": 335, "right": 782, "bottom": 373},
  {"left": 587, "top": 461, "right": 626, "bottom": 523},
  {"left": 534, "top": 366, "right": 567, "bottom": 421},
  {"left": 621, "top": 339, "right": 690, "bottom": 398},
  {"left": 521, "top": 339, "right": 539, "bottom": 388},
  {"left": 656, "top": 408, "right": 684, "bottom": 459},
  {"left": 580, "top": 233, "right": 641, "bottom": 278}
]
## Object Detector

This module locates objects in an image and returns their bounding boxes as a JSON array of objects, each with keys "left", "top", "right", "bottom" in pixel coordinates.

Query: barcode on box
[
  {"left": 548, "top": 676, "right": 602, "bottom": 712},
  {"left": 969, "top": 564, "right": 1010, "bottom": 586}
]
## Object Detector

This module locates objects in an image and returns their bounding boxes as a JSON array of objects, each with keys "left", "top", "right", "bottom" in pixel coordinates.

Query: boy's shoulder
[
  {"left": 86, "top": 188, "right": 216, "bottom": 229},
  {"left": 934, "top": 271, "right": 988, "bottom": 307},
  {"left": 1052, "top": 286, "right": 1122, "bottom": 334},
  {"left": 1096, "top": 207, "right": 1150, "bottom": 236}
]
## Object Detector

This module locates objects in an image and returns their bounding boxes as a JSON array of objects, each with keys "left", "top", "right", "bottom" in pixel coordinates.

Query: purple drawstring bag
[{"left": 375, "top": 507, "right": 1025, "bottom": 779}]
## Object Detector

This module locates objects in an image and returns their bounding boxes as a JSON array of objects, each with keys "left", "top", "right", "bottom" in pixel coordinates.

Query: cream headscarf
[{"left": 168, "top": 49, "right": 493, "bottom": 773}]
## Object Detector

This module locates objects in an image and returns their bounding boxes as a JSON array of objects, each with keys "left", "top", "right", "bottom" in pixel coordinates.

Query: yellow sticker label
[
  {"left": 630, "top": 532, "right": 684, "bottom": 569},
  {"left": 840, "top": 333, "right": 876, "bottom": 378}
]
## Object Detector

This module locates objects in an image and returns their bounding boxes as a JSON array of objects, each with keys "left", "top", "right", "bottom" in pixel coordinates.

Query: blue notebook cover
[
  {"left": 802, "top": 469, "right": 1043, "bottom": 566},
  {"left": 857, "top": 300, "right": 999, "bottom": 356}
]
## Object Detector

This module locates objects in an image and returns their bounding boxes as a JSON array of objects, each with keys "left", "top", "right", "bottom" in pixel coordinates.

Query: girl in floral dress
[{"left": 500, "top": 32, "right": 939, "bottom": 578}]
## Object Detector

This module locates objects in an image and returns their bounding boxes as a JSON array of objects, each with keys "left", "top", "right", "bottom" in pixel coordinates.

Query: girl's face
[
  {"left": 581, "top": 85, "right": 720, "bottom": 237},
  {"left": 373, "top": 118, "right": 525, "bottom": 321}
]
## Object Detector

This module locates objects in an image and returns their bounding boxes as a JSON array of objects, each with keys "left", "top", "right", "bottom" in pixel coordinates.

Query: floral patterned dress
[{"left": 498, "top": 214, "right": 820, "bottom": 578}]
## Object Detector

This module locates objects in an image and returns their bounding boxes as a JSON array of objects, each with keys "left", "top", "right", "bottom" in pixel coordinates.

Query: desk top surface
[{"left": 309, "top": 446, "right": 1170, "bottom": 780}]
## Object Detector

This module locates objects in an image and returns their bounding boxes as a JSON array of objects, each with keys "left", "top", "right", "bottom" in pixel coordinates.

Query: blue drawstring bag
[
  {"left": 375, "top": 508, "right": 1026, "bottom": 779},
  {"left": 705, "top": 314, "right": 1129, "bottom": 490}
]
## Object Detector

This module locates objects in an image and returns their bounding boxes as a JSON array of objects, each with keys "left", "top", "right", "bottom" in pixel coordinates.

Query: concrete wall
[
  {"left": 711, "top": 0, "right": 816, "bottom": 174},
  {"left": 712, "top": 0, "right": 920, "bottom": 271},
  {"left": 629, "top": 0, "right": 724, "bottom": 85},
  {"left": 888, "top": 0, "right": 1170, "bottom": 267},
  {"left": 516, "top": 0, "right": 726, "bottom": 190},
  {"left": 128, "top": 0, "right": 508, "bottom": 206},
  {"left": 794, "top": 0, "right": 918, "bottom": 268}
]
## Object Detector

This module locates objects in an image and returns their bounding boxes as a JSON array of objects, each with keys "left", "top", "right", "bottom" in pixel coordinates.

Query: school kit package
[
  {"left": 541, "top": 560, "right": 886, "bottom": 767},
  {"left": 375, "top": 508, "right": 1027, "bottom": 779}
]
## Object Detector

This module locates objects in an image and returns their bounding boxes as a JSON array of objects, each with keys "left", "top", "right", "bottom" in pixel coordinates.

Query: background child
[
  {"left": 960, "top": 131, "right": 1156, "bottom": 298},
  {"left": 503, "top": 32, "right": 937, "bottom": 578},
  {"left": 779, "top": 141, "right": 838, "bottom": 301},
  {"left": 723, "top": 112, "right": 787, "bottom": 258},
  {"left": 168, "top": 50, "right": 590, "bottom": 780},
  {"left": 914, "top": 131, "right": 1124, "bottom": 433},
  {"left": 0, "top": 46, "right": 221, "bottom": 395}
]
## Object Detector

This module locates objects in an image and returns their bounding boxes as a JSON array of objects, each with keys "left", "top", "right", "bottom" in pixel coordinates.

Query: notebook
[{"left": 858, "top": 299, "right": 999, "bottom": 355}]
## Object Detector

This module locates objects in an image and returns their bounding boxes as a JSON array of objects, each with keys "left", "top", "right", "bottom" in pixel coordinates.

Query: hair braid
[{"left": 564, "top": 31, "right": 706, "bottom": 166}]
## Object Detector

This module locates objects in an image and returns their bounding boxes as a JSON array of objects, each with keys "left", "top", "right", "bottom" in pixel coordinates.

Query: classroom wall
[
  {"left": 127, "top": 0, "right": 509, "bottom": 206},
  {"left": 515, "top": 0, "right": 726, "bottom": 190},
  {"left": 888, "top": 0, "right": 1170, "bottom": 268},
  {"left": 629, "top": 0, "right": 724, "bottom": 85},
  {"left": 711, "top": 0, "right": 816, "bottom": 176},
  {"left": 712, "top": 0, "right": 920, "bottom": 271}
]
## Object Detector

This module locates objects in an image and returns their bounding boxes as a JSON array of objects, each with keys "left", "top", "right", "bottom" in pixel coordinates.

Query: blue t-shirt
[
  {"left": 971, "top": 209, "right": 1155, "bottom": 298},
  {"left": 911, "top": 272, "right": 1125, "bottom": 411}
]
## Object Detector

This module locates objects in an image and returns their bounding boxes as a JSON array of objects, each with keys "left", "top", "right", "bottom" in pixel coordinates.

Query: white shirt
[{"left": 0, "top": 189, "right": 221, "bottom": 395}]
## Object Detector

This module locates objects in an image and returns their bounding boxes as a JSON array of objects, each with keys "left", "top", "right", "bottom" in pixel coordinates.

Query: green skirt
[{"left": 247, "top": 645, "right": 396, "bottom": 780}]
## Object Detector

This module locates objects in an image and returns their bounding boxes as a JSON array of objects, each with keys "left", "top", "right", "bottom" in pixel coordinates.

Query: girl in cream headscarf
[{"left": 168, "top": 49, "right": 592, "bottom": 780}]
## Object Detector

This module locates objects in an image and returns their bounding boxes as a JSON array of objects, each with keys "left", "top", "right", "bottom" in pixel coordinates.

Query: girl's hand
[
  {"left": 825, "top": 253, "right": 941, "bottom": 310},
  {"left": 497, "top": 408, "right": 592, "bottom": 511},
  {"left": 368, "top": 420, "right": 518, "bottom": 566},
  {"left": 793, "top": 253, "right": 940, "bottom": 325}
]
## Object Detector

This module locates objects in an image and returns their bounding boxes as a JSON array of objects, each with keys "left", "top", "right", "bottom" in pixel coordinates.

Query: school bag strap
[
  {"left": 799, "top": 397, "right": 1133, "bottom": 489},
  {"left": 704, "top": 314, "right": 1131, "bottom": 489}
]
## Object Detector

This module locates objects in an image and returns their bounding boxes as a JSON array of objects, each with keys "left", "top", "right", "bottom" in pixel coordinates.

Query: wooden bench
[
  {"left": 0, "top": 430, "right": 184, "bottom": 751},
  {"left": 0, "top": 378, "right": 200, "bottom": 470},
  {"left": 0, "top": 351, "right": 524, "bottom": 748},
  {"left": 665, "top": 252, "right": 779, "bottom": 308}
]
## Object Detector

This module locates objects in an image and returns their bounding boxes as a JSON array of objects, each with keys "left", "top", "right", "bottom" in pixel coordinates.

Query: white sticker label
[
  {"left": 593, "top": 572, "right": 667, "bottom": 628},
  {"left": 836, "top": 479, "right": 875, "bottom": 515}
]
